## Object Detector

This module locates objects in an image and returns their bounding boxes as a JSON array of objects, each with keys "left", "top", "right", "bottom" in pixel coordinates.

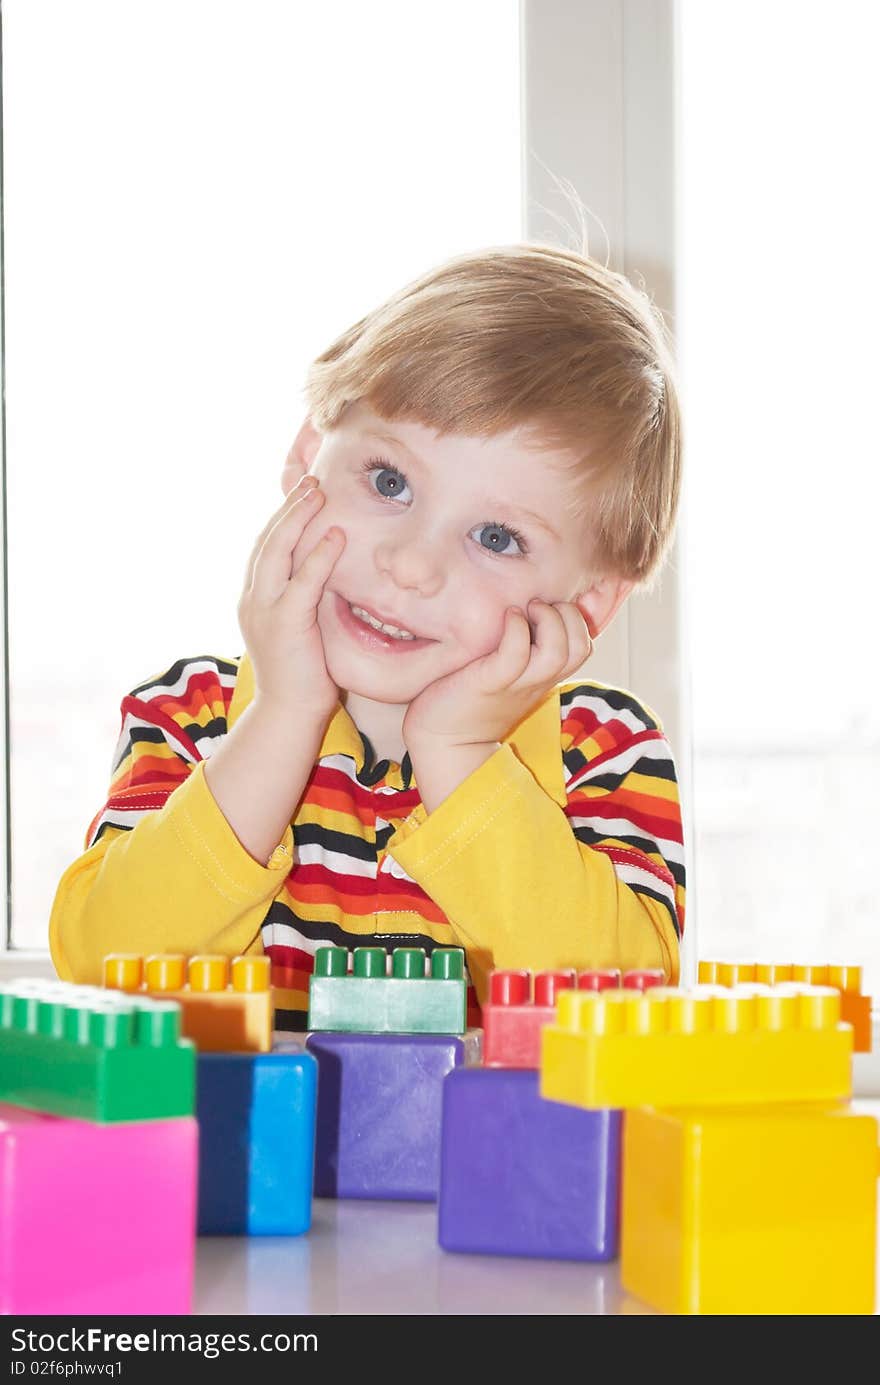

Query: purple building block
[
  {"left": 438, "top": 1067, "right": 622, "bottom": 1260},
  {"left": 305, "top": 1030, "right": 481, "bottom": 1200}
]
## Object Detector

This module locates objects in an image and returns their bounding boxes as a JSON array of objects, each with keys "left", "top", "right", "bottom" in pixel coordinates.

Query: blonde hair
[{"left": 303, "top": 242, "right": 681, "bottom": 591}]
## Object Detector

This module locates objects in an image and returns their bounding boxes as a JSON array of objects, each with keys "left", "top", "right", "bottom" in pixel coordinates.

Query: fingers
[
  {"left": 281, "top": 439, "right": 308, "bottom": 494},
  {"left": 551, "top": 601, "right": 593, "bottom": 678},
  {"left": 477, "top": 606, "right": 532, "bottom": 690},
  {"left": 277, "top": 524, "right": 346, "bottom": 618},
  {"left": 244, "top": 477, "right": 322, "bottom": 599},
  {"left": 243, "top": 475, "right": 317, "bottom": 591},
  {"left": 503, "top": 600, "right": 592, "bottom": 688},
  {"left": 526, "top": 600, "right": 592, "bottom": 680}
]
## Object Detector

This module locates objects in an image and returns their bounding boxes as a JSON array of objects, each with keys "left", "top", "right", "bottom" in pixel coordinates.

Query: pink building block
[{"left": 0, "top": 1102, "right": 197, "bottom": 1314}]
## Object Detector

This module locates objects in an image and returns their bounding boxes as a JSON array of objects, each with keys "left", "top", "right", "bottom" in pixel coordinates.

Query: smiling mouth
[
  {"left": 333, "top": 593, "right": 437, "bottom": 650},
  {"left": 347, "top": 601, "right": 422, "bottom": 641}
]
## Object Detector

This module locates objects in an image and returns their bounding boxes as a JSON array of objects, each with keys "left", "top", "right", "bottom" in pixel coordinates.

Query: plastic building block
[
  {"left": 621, "top": 969, "right": 666, "bottom": 991},
  {"left": 482, "top": 967, "right": 667, "bottom": 1069},
  {"left": 104, "top": 952, "right": 273, "bottom": 1053},
  {"left": 0, "top": 1101, "right": 197, "bottom": 1313},
  {"left": 540, "top": 982, "right": 854, "bottom": 1110},
  {"left": 0, "top": 978, "right": 195, "bottom": 1122},
  {"left": 577, "top": 969, "right": 623, "bottom": 991},
  {"left": 305, "top": 1029, "right": 482, "bottom": 1199},
  {"left": 621, "top": 1102, "right": 879, "bottom": 1314},
  {"left": 699, "top": 959, "right": 873, "bottom": 1052},
  {"left": 308, "top": 945, "right": 467, "bottom": 1034},
  {"left": 196, "top": 1049, "right": 318, "bottom": 1235},
  {"left": 482, "top": 970, "right": 576, "bottom": 1068},
  {"left": 438, "top": 1067, "right": 621, "bottom": 1260}
]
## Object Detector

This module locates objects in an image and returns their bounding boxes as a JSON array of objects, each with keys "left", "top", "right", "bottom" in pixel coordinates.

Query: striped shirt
[{"left": 51, "top": 652, "right": 686, "bottom": 1029}]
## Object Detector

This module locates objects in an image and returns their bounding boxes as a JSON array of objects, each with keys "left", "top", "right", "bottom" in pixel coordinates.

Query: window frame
[{"left": 522, "top": 0, "right": 695, "bottom": 978}]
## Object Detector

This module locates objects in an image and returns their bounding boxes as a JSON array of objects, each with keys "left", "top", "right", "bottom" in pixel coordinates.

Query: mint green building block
[
  {"left": 0, "top": 979, "right": 196, "bottom": 1122},
  {"left": 308, "top": 947, "right": 467, "bottom": 1034}
]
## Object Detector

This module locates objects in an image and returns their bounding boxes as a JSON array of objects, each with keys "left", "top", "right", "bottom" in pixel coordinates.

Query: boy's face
[{"left": 288, "top": 401, "right": 629, "bottom": 707}]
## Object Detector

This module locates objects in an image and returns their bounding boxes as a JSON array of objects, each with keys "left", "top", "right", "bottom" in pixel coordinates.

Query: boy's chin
[{"left": 322, "top": 648, "right": 433, "bottom": 705}]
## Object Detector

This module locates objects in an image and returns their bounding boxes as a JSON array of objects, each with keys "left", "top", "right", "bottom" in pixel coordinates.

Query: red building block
[
  {"left": 622, "top": 969, "right": 666, "bottom": 992},
  {"left": 483, "top": 968, "right": 666, "bottom": 1069},
  {"left": 578, "top": 970, "right": 623, "bottom": 992},
  {"left": 483, "top": 970, "right": 576, "bottom": 1069}
]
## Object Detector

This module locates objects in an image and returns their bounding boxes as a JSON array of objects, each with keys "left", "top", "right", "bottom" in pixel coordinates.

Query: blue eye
[
  {"left": 365, "top": 459, "right": 410, "bottom": 501},
  {"left": 472, "top": 521, "right": 527, "bottom": 556},
  {"left": 358, "top": 456, "right": 529, "bottom": 557}
]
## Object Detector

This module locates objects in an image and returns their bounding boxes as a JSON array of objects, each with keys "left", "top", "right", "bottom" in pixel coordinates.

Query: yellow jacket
[{"left": 49, "top": 653, "right": 684, "bottom": 1021}]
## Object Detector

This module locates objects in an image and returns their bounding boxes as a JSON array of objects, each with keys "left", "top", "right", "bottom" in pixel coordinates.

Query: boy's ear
[
  {"left": 280, "top": 415, "right": 324, "bottom": 495},
  {"left": 574, "top": 574, "right": 635, "bottom": 640}
]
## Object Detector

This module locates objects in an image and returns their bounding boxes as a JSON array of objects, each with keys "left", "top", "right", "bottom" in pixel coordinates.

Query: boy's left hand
[{"left": 402, "top": 599, "right": 593, "bottom": 751}]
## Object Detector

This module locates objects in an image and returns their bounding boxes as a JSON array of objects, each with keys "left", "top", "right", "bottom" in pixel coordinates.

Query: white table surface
[
  {"left": 194, "top": 1098, "right": 880, "bottom": 1317},
  {"left": 193, "top": 1198, "right": 657, "bottom": 1316}
]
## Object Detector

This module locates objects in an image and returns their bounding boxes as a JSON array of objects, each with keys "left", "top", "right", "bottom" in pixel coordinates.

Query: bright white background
[
  {"left": 679, "top": 0, "right": 880, "bottom": 995},
  {"left": 2, "top": 0, "right": 879, "bottom": 1006},
  {"left": 2, "top": 0, "right": 521, "bottom": 950}
]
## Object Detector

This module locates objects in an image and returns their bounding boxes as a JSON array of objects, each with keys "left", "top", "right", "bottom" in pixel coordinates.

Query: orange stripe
[
  {"left": 279, "top": 881, "right": 453, "bottom": 926},
  {"left": 564, "top": 719, "right": 626, "bottom": 752},
  {"left": 299, "top": 784, "right": 375, "bottom": 817},
  {"left": 285, "top": 885, "right": 376, "bottom": 916},
  {"left": 112, "top": 752, "right": 190, "bottom": 782},
  {"left": 577, "top": 784, "right": 681, "bottom": 825},
  {"left": 273, "top": 986, "right": 308, "bottom": 1013},
  {"left": 564, "top": 726, "right": 617, "bottom": 760}
]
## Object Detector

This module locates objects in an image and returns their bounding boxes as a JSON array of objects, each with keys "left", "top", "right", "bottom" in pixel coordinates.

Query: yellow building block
[
  {"left": 104, "top": 953, "right": 273, "bottom": 1053},
  {"left": 621, "top": 1102, "right": 879, "bottom": 1314},
  {"left": 699, "top": 960, "right": 873, "bottom": 1052},
  {"left": 540, "top": 983, "right": 853, "bottom": 1110}
]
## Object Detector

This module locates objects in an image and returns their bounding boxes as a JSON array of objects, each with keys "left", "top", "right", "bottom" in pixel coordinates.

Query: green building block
[
  {"left": 308, "top": 946, "right": 467, "bottom": 1034},
  {"left": 0, "top": 978, "right": 196, "bottom": 1122}
]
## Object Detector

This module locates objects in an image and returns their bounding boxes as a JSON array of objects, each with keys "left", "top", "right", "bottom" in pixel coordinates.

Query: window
[
  {"left": 1, "top": 0, "right": 521, "bottom": 950},
  {"left": 679, "top": 0, "right": 880, "bottom": 996}
]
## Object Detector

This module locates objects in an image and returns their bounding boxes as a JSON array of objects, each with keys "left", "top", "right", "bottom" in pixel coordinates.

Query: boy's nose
[{"left": 375, "top": 535, "right": 447, "bottom": 599}]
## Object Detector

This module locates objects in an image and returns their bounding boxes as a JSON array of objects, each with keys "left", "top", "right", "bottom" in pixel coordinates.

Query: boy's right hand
[{"left": 238, "top": 476, "right": 346, "bottom": 721}]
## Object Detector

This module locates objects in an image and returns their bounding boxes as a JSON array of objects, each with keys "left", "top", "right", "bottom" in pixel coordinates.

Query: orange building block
[
  {"left": 699, "top": 960, "right": 873, "bottom": 1052},
  {"left": 104, "top": 953, "right": 273, "bottom": 1053},
  {"left": 621, "top": 1102, "right": 879, "bottom": 1314}
]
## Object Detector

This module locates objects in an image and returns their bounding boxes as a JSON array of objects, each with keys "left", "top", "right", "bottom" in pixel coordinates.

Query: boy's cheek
[{"left": 457, "top": 607, "right": 510, "bottom": 658}]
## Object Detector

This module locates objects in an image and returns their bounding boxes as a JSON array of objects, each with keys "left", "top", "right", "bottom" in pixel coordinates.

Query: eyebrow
[{"left": 360, "top": 429, "right": 561, "bottom": 539}]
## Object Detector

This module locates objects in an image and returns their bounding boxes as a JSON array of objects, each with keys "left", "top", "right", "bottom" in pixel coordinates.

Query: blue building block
[
  {"left": 305, "top": 1030, "right": 481, "bottom": 1201},
  {"left": 196, "top": 1050, "right": 317, "bottom": 1235},
  {"left": 438, "top": 1067, "right": 622, "bottom": 1260}
]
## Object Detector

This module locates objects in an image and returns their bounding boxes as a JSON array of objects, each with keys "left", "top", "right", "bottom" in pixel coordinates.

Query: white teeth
[{"left": 350, "top": 604, "right": 417, "bottom": 640}]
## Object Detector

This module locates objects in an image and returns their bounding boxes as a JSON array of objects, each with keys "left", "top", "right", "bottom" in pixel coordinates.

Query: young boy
[{"left": 49, "top": 242, "right": 685, "bottom": 1030}]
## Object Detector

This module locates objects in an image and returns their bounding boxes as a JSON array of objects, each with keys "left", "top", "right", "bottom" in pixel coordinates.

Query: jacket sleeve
[
  {"left": 387, "top": 681, "right": 685, "bottom": 1005},
  {"left": 48, "top": 655, "right": 294, "bottom": 984}
]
